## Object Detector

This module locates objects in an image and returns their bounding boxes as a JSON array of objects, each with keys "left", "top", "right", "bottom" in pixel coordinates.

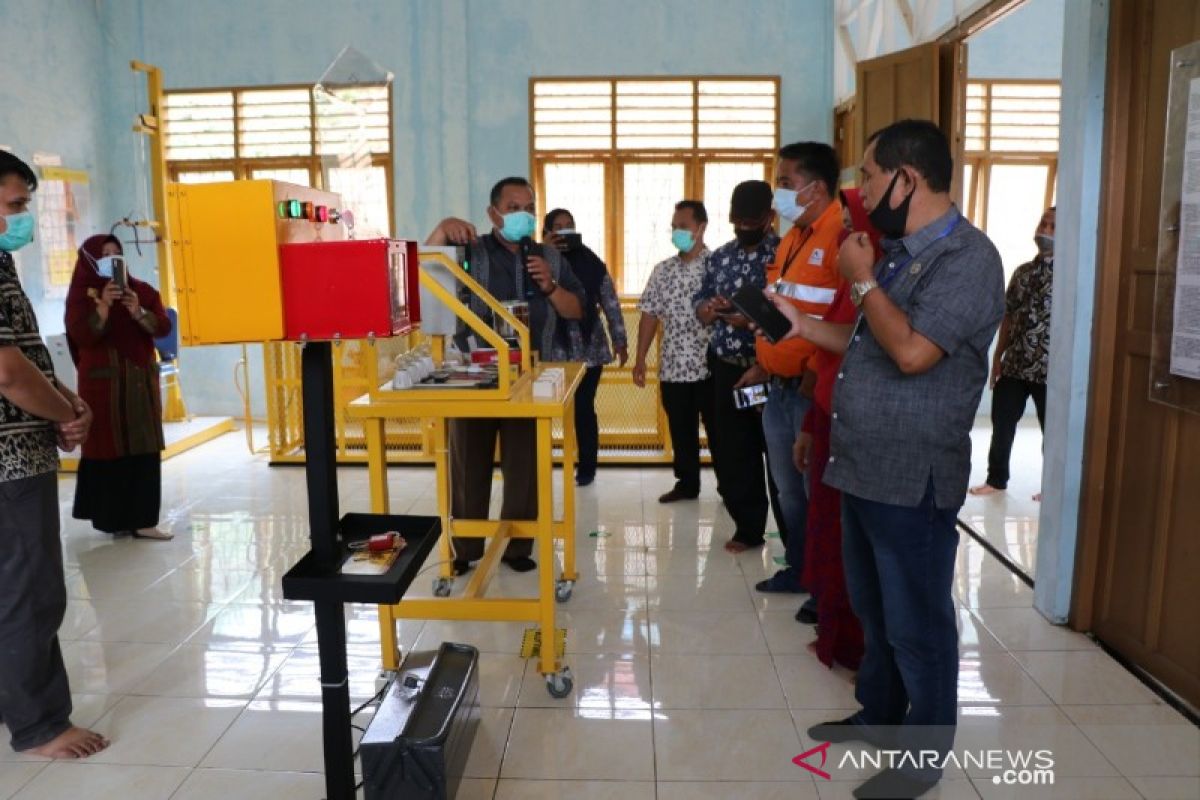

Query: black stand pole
[{"left": 301, "top": 341, "right": 356, "bottom": 800}]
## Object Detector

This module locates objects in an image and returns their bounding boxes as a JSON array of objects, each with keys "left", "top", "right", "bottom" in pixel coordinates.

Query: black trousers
[
  {"left": 984, "top": 376, "right": 1047, "bottom": 489},
  {"left": 706, "top": 355, "right": 769, "bottom": 545},
  {"left": 449, "top": 418, "right": 536, "bottom": 561},
  {"left": 574, "top": 365, "right": 604, "bottom": 478},
  {"left": 659, "top": 378, "right": 714, "bottom": 496},
  {"left": 0, "top": 473, "right": 72, "bottom": 752},
  {"left": 73, "top": 453, "right": 162, "bottom": 533}
]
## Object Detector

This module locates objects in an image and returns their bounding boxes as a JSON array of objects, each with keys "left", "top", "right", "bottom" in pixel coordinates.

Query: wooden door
[
  {"left": 1075, "top": 1, "right": 1200, "bottom": 711},
  {"left": 855, "top": 41, "right": 968, "bottom": 204}
]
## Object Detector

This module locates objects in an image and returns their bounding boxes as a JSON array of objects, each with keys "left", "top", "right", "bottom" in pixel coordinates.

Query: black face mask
[
  {"left": 868, "top": 170, "right": 915, "bottom": 239},
  {"left": 734, "top": 226, "right": 768, "bottom": 248}
]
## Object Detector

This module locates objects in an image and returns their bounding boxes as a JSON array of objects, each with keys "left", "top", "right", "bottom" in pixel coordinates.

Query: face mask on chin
[{"left": 866, "top": 170, "right": 914, "bottom": 239}]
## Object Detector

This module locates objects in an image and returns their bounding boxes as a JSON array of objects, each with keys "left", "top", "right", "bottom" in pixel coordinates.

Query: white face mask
[{"left": 773, "top": 180, "right": 816, "bottom": 223}]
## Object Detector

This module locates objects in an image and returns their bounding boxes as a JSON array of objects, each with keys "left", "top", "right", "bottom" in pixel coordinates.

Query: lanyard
[
  {"left": 876, "top": 214, "right": 962, "bottom": 289},
  {"left": 777, "top": 226, "right": 815, "bottom": 282}
]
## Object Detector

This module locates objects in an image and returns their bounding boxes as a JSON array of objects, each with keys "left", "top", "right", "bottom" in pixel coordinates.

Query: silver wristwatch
[{"left": 850, "top": 279, "right": 879, "bottom": 307}]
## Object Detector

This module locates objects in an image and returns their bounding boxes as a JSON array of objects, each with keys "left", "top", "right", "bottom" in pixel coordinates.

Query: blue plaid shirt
[
  {"left": 824, "top": 207, "right": 1005, "bottom": 509},
  {"left": 692, "top": 233, "right": 780, "bottom": 363}
]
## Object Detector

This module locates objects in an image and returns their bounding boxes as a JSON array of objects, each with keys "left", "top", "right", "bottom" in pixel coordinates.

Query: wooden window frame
[
  {"left": 530, "top": 76, "right": 780, "bottom": 291},
  {"left": 963, "top": 78, "right": 1060, "bottom": 226}
]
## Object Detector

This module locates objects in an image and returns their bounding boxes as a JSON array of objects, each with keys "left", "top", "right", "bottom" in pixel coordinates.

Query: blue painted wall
[
  {"left": 968, "top": 0, "right": 1065, "bottom": 79},
  {"left": 0, "top": 0, "right": 110, "bottom": 336},
  {"left": 84, "top": 0, "right": 833, "bottom": 416}
]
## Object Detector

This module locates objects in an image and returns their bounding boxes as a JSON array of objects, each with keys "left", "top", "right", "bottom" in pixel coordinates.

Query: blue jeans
[
  {"left": 761, "top": 386, "right": 810, "bottom": 576},
  {"left": 841, "top": 483, "right": 960, "bottom": 779}
]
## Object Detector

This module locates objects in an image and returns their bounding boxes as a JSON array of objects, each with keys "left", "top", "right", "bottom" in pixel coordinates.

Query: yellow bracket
[
  {"left": 417, "top": 250, "right": 532, "bottom": 372},
  {"left": 520, "top": 627, "right": 567, "bottom": 660},
  {"left": 131, "top": 59, "right": 187, "bottom": 423}
]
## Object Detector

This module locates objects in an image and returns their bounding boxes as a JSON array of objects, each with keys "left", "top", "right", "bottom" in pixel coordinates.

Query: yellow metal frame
[
  {"left": 131, "top": 61, "right": 189, "bottom": 423},
  {"left": 365, "top": 252, "right": 533, "bottom": 401},
  {"left": 261, "top": 296, "right": 708, "bottom": 465},
  {"left": 58, "top": 416, "right": 235, "bottom": 473},
  {"left": 349, "top": 362, "right": 583, "bottom": 679}
]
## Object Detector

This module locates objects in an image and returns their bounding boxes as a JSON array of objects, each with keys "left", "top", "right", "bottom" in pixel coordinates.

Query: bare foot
[
  {"left": 25, "top": 726, "right": 110, "bottom": 759},
  {"left": 969, "top": 483, "right": 1004, "bottom": 496},
  {"left": 806, "top": 641, "right": 820, "bottom": 655},
  {"left": 1033, "top": 492, "right": 1042, "bottom": 502},
  {"left": 133, "top": 527, "right": 173, "bottom": 540},
  {"left": 723, "top": 539, "right": 751, "bottom": 554}
]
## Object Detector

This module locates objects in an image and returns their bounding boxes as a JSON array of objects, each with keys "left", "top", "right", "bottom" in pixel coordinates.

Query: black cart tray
[{"left": 282, "top": 513, "right": 441, "bottom": 604}]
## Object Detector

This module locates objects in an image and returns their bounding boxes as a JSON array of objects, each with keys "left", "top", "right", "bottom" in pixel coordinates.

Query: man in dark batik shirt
[
  {"left": 971, "top": 206, "right": 1055, "bottom": 500},
  {"left": 0, "top": 151, "right": 107, "bottom": 759}
]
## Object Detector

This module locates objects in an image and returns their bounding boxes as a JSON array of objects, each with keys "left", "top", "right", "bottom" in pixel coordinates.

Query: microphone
[{"left": 519, "top": 236, "right": 537, "bottom": 299}]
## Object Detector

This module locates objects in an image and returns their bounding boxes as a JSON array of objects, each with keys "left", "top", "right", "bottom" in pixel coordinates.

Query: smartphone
[
  {"left": 111, "top": 256, "right": 128, "bottom": 291},
  {"left": 730, "top": 285, "right": 793, "bottom": 344},
  {"left": 733, "top": 382, "right": 769, "bottom": 410},
  {"left": 559, "top": 232, "right": 582, "bottom": 250}
]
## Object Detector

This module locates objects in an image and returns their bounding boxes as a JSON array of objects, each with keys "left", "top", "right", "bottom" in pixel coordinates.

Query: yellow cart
[{"left": 349, "top": 362, "right": 583, "bottom": 697}]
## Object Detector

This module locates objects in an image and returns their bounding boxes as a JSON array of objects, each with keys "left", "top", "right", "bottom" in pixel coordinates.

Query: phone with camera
[
  {"left": 729, "top": 285, "right": 793, "bottom": 344},
  {"left": 559, "top": 232, "right": 582, "bottom": 250},
  {"left": 733, "top": 382, "right": 769, "bottom": 410},
  {"left": 111, "top": 256, "right": 128, "bottom": 291}
]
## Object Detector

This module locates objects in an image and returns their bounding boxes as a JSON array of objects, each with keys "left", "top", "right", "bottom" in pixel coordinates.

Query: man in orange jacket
[{"left": 740, "top": 142, "right": 844, "bottom": 625}]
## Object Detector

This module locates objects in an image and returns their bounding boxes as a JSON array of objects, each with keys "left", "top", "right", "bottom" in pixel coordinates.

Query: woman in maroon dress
[
  {"left": 796, "top": 189, "right": 881, "bottom": 670},
  {"left": 65, "top": 234, "right": 173, "bottom": 540}
]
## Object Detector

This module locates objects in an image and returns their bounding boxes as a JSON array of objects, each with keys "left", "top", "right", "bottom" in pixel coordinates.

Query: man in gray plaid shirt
[{"left": 767, "top": 120, "right": 1004, "bottom": 800}]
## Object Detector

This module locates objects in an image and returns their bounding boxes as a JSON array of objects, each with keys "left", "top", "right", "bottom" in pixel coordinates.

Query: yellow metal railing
[{"left": 264, "top": 298, "right": 689, "bottom": 464}]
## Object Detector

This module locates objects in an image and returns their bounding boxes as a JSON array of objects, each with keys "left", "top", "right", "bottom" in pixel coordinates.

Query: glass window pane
[
  {"left": 984, "top": 163, "right": 1050, "bottom": 284},
  {"left": 962, "top": 163, "right": 976, "bottom": 224},
  {"left": 250, "top": 168, "right": 313, "bottom": 186},
  {"left": 175, "top": 170, "right": 235, "bottom": 184},
  {"left": 703, "top": 162, "right": 768, "bottom": 250},
  {"left": 621, "top": 162, "right": 685, "bottom": 294},
  {"left": 326, "top": 165, "right": 390, "bottom": 237},
  {"left": 543, "top": 162, "right": 607, "bottom": 264}
]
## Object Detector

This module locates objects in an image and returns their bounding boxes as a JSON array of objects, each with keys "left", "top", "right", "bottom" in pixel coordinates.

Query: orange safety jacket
[{"left": 756, "top": 200, "right": 846, "bottom": 378}]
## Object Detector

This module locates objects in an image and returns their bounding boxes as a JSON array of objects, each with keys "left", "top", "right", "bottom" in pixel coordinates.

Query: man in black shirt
[{"left": 426, "top": 177, "right": 584, "bottom": 573}]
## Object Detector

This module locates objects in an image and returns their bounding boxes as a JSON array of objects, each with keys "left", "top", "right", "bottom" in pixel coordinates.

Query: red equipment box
[{"left": 280, "top": 238, "right": 414, "bottom": 341}]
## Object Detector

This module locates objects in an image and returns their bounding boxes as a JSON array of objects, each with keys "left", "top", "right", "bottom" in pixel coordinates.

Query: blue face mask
[
  {"left": 498, "top": 210, "right": 537, "bottom": 242},
  {"left": 773, "top": 180, "right": 815, "bottom": 224},
  {"left": 672, "top": 228, "right": 695, "bottom": 253},
  {"left": 94, "top": 255, "right": 117, "bottom": 279},
  {"left": 0, "top": 211, "right": 35, "bottom": 252}
]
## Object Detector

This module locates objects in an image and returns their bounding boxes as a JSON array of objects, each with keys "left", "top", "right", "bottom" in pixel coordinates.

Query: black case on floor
[{"left": 360, "top": 642, "right": 481, "bottom": 800}]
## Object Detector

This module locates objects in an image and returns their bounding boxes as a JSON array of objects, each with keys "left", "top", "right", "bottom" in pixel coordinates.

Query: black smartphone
[
  {"left": 111, "top": 256, "right": 128, "bottom": 291},
  {"left": 732, "top": 382, "right": 769, "bottom": 410},
  {"left": 730, "top": 285, "right": 793, "bottom": 344},
  {"left": 559, "top": 232, "right": 582, "bottom": 250}
]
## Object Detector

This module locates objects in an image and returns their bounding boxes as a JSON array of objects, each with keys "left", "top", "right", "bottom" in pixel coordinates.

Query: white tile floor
[
  {"left": 1, "top": 429, "right": 1196, "bottom": 799},
  {"left": 961, "top": 418, "right": 1045, "bottom": 576}
]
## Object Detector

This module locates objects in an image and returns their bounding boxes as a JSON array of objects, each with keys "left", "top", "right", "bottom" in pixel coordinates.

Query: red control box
[{"left": 280, "top": 238, "right": 413, "bottom": 341}]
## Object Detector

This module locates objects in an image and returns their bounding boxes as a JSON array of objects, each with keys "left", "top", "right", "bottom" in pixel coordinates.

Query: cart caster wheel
[
  {"left": 432, "top": 577, "right": 453, "bottom": 597},
  {"left": 554, "top": 579, "right": 575, "bottom": 603},
  {"left": 546, "top": 668, "right": 573, "bottom": 699}
]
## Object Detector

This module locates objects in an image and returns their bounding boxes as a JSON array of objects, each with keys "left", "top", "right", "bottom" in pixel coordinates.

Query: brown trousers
[{"left": 448, "top": 418, "right": 537, "bottom": 561}]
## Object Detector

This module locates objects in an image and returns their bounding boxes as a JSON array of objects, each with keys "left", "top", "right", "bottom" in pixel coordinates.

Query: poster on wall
[
  {"left": 1170, "top": 76, "right": 1200, "bottom": 380},
  {"left": 35, "top": 164, "right": 92, "bottom": 299}
]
